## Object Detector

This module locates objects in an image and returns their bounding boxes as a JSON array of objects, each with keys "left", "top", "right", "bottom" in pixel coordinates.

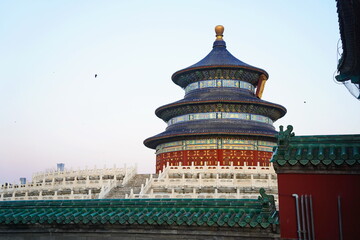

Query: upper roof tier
[{"left": 172, "top": 25, "right": 269, "bottom": 88}]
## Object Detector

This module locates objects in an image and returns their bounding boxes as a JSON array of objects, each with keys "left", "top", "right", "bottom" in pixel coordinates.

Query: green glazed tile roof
[
  {"left": 0, "top": 189, "right": 277, "bottom": 229},
  {"left": 271, "top": 125, "right": 360, "bottom": 168}
]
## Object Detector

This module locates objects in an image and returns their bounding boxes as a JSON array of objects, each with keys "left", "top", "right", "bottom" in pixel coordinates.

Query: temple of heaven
[{"left": 144, "top": 26, "right": 286, "bottom": 173}]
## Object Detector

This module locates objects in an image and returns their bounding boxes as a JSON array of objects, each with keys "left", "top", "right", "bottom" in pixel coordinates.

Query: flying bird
[{"left": 95, "top": 74, "right": 98, "bottom": 78}]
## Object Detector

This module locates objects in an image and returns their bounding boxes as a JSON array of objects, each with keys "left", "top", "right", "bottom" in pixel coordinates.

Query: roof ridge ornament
[
  {"left": 277, "top": 125, "right": 295, "bottom": 148},
  {"left": 215, "top": 25, "right": 224, "bottom": 40}
]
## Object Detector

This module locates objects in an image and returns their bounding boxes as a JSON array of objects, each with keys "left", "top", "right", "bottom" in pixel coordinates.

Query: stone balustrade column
[
  {"left": 267, "top": 174, "right": 272, "bottom": 188},
  {"left": 251, "top": 174, "right": 254, "bottom": 189},
  {"left": 86, "top": 176, "right": 90, "bottom": 187},
  {"left": 99, "top": 175, "right": 103, "bottom": 185}
]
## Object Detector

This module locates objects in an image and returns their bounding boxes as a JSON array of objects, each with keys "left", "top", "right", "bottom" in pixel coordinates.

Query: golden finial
[{"left": 215, "top": 25, "right": 224, "bottom": 40}]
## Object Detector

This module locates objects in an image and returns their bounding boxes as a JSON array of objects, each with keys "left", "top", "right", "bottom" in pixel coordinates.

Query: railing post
[
  {"left": 100, "top": 175, "right": 103, "bottom": 185},
  {"left": 250, "top": 174, "right": 254, "bottom": 189}
]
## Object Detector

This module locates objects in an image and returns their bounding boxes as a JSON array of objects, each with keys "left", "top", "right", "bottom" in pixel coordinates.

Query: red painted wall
[
  {"left": 156, "top": 149, "right": 272, "bottom": 172},
  {"left": 277, "top": 174, "right": 360, "bottom": 240}
]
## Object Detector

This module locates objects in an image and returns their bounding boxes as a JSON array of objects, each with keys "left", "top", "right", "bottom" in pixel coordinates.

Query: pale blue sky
[{"left": 0, "top": 1, "right": 358, "bottom": 183}]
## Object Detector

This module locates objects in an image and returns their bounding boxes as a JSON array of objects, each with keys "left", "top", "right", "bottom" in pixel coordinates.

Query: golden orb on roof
[{"left": 215, "top": 25, "right": 224, "bottom": 40}]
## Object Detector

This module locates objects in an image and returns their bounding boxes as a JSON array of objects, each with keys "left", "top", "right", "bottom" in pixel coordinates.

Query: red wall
[
  {"left": 156, "top": 149, "right": 273, "bottom": 172},
  {"left": 277, "top": 174, "right": 360, "bottom": 240}
]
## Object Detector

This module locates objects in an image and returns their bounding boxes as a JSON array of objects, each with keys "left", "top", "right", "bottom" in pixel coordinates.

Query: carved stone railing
[
  {"left": 139, "top": 174, "right": 154, "bottom": 195},
  {"left": 32, "top": 165, "right": 127, "bottom": 182},
  {"left": 131, "top": 191, "right": 273, "bottom": 200},
  {"left": 164, "top": 161, "right": 275, "bottom": 175},
  {"left": 98, "top": 179, "right": 118, "bottom": 199},
  {"left": 0, "top": 165, "right": 136, "bottom": 201},
  {"left": 121, "top": 165, "right": 137, "bottom": 186},
  {"left": 98, "top": 165, "right": 137, "bottom": 199},
  {"left": 129, "top": 163, "right": 277, "bottom": 201},
  {"left": 150, "top": 178, "right": 276, "bottom": 189}
]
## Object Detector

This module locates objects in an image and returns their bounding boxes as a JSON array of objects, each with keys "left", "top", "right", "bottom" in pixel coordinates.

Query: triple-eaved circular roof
[{"left": 144, "top": 26, "right": 286, "bottom": 150}]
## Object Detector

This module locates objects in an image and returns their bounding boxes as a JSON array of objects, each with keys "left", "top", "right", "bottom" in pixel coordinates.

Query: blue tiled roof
[
  {"left": 154, "top": 88, "right": 287, "bottom": 122},
  {"left": 172, "top": 39, "right": 268, "bottom": 83},
  {"left": 144, "top": 119, "right": 276, "bottom": 149}
]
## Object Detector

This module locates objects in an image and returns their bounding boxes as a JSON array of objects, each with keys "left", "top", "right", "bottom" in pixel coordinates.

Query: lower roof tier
[{"left": 144, "top": 119, "right": 277, "bottom": 149}]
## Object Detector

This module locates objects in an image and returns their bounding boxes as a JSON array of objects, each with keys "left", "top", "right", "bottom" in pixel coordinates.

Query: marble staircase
[{"left": 105, "top": 174, "right": 152, "bottom": 199}]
